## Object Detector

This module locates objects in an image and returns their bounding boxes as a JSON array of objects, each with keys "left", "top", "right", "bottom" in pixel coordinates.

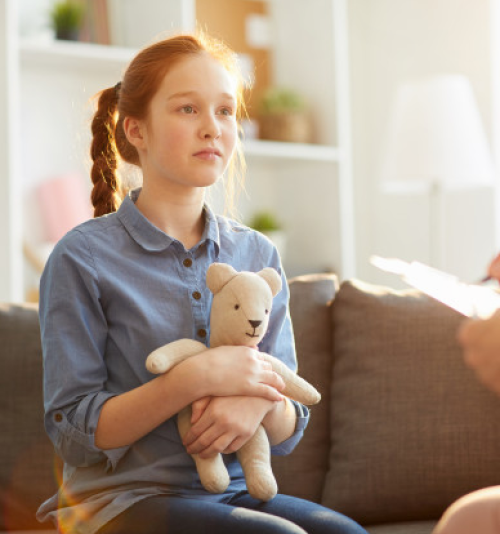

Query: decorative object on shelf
[
  {"left": 79, "top": 0, "right": 110, "bottom": 45},
  {"left": 50, "top": 0, "right": 86, "bottom": 41},
  {"left": 248, "top": 210, "right": 287, "bottom": 261},
  {"left": 37, "top": 173, "right": 92, "bottom": 243},
  {"left": 381, "top": 74, "right": 496, "bottom": 270},
  {"left": 258, "top": 88, "right": 313, "bottom": 143}
]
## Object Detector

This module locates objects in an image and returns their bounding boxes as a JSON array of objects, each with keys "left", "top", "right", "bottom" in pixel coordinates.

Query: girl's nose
[{"left": 200, "top": 114, "right": 221, "bottom": 139}]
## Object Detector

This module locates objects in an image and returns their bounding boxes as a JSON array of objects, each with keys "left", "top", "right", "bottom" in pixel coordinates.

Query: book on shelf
[{"left": 80, "top": 0, "right": 110, "bottom": 46}]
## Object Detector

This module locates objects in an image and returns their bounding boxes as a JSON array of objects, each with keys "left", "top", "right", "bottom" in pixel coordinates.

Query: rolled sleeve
[
  {"left": 47, "top": 391, "right": 129, "bottom": 471},
  {"left": 270, "top": 400, "right": 310, "bottom": 456},
  {"left": 40, "top": 230, "right": 130, "bottom": 471}
]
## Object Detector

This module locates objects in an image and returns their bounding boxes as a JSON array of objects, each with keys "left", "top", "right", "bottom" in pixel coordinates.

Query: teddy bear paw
[
  {"left": 197, "top": 455, "right": 231, "bottom": 494},
  {"left": 246, "top": 473, "right": 278, "bottom": 502},
  {"left": 145, "top": 352, "right": 169, "bottom": 374}
]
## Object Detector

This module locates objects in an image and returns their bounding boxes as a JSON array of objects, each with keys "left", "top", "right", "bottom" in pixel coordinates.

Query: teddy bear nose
[{"left": 249, "top": 320, "right": 262, "bottom": 329}]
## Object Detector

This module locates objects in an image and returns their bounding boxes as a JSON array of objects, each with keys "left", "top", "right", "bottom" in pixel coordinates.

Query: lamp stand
[{"left": 429, "top": 180, "right": 446, "bottom": 270}]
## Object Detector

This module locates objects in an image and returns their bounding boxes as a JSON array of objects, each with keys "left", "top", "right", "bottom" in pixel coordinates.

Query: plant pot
[
  {"left": 258, "top": 111, "right": 313, "bottom": 143},
  {"left": 55, "top": 28, "right": 79, "bottom": 41}
]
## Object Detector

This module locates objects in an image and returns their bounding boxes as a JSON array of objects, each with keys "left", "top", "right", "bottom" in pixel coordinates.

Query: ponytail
[{"left": 90, "top": 85, "right": 122, "bottom": 218}]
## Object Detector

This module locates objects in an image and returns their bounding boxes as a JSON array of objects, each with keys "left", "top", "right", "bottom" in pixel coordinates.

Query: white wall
[{"left": 349, "top": 0, "right": 498, "bottom": 286}]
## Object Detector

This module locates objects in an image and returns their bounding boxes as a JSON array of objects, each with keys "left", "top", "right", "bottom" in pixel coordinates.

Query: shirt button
[
  {"left": 197, "top": 328, "right": 207, "bottom": 338},
  {"left": 54, "top": 413, "right": 63, "bottom": 423},
  {"left": 183, "top": 258, "right": 193, "bottom": 267},
  {"left": 192, "top": 291, "right": 202, "bottom": 300}
]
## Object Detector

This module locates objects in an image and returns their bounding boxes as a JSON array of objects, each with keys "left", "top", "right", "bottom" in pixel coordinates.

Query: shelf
[
  {"left": 243, "top": 139, "right": 341, "bottom": 162},
  {"left": 19, "top": 39, "right": 136, "bottom": 70}
]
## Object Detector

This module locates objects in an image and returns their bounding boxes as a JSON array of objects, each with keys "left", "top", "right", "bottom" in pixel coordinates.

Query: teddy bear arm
[
  {"left": 146, "top": 339, "right": 207, "bottom": 374},
  {"left": 259, "top": 352, "right": 321, "bottom": 406}
]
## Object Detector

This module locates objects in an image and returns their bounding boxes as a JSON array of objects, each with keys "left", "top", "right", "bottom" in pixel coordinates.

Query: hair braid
[{"left": 90, "top": 87, "right": 121, "bottom": 218}]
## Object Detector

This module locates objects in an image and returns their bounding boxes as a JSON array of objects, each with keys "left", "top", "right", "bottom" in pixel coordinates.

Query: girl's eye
[
  {"left": 219, "top": 107, "right": 233, "bottom": 117},
  {"left": 234, "top": 304, "right": 240, "bottom": 310},
  {"left": 181, "top": 105, "right": 195, "bottom": 114}
]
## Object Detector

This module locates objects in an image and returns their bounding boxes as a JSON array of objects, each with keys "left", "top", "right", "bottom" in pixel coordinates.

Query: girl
[{"left": 37, "top": 33, "right": 367, "bottom": 534}]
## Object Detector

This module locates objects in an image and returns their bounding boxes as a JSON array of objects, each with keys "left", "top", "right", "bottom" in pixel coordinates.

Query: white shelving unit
[{"left": 2, "top": 0, "right": 355, "bottom": 300}]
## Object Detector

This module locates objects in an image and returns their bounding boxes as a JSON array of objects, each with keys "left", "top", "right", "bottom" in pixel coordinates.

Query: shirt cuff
[
  {"left": 270, "top": 400, "right": 310, "bottom": 456},
  {"left": 51, "top": 392, "right": 130, "bottom": 471}
]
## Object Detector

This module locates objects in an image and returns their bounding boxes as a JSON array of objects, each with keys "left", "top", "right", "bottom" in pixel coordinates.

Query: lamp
[{"left": 380, "top": 74, "right": 496, "bottom": 269}]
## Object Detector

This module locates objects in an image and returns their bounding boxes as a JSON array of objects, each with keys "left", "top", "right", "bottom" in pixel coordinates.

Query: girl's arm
[{"left": 96, "top": 346, "right": 285, "bottom": 450}]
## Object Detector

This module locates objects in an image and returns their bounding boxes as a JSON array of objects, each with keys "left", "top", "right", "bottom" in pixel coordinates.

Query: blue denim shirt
[{"left": 36, "top": 189, "right": 309, "bottom": 534}]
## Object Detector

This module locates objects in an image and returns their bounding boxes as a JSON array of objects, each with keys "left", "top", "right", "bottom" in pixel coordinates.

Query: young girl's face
[{"left": 140, "top": 52, "right": 239, "bottom": 192}]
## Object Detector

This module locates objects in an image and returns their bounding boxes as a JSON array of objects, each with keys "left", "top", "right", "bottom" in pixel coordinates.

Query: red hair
[{"left": 90, "top": 33, "right": 246, "bottom": 218}]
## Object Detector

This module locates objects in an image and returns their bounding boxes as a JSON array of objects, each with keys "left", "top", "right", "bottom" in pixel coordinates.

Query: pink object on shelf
[{"left": 37, "top": 174, "right": 93, "bottom": 243}]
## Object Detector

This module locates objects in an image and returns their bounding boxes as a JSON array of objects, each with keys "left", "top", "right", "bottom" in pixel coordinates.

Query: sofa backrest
[{"left": 0, "top": 304, "right": 59, "bottom": 531}]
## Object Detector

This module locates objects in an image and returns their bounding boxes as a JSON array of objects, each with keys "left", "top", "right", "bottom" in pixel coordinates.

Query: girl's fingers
[
  {"left": 191, "top": 397, "right": 211, "bottom": 424},
  {"left": 183, "top": 416, "right": 213, "bottom": 447},
  {"left": 197, "top": 434, "right": 233, "bottom": 459},
  {"left": 263, "top": 370, "right": 285, "bottom": 391},
  {"left": 257, "top": 384, "right": 284, "bottom": 402}
]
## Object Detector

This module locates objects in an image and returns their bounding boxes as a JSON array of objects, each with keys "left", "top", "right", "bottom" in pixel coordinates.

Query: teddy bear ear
[
  {"left": 257, "top": 267, "right": 282, "bottom": 297},
  {"left": 206, "top": 263, "right": 238, "bottom": 294}
]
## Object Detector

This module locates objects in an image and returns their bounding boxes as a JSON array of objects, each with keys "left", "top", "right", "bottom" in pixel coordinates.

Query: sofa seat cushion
[{"left": 322, "top": 280, "right": 500, "bottom": 525}]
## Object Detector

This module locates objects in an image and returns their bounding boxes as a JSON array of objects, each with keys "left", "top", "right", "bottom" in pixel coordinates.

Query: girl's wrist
[{"left": 162, "top": 355, "right": 210, "bottom": 403}]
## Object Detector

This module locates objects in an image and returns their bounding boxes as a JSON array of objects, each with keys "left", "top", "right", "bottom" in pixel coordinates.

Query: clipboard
[{"left": 370, "top": 255, "right": 500, "bottom": 319}]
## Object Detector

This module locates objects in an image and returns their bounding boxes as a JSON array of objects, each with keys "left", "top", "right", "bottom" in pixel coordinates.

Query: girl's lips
[{"left": 193, "top": 148, "right": 222, "bottom": 161}]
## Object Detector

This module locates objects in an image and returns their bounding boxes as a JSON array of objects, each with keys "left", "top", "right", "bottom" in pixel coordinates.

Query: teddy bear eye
[
  {"left": 234, "top": 304, "right": 240, "bottom": 310},
  {"left": 265, "top": 309, "right": 269, "bottom": 314}
]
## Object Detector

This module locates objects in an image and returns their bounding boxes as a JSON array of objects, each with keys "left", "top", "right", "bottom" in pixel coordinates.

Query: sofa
[{"left": 2, "top": 273, "right": 500, "bottom": 533}]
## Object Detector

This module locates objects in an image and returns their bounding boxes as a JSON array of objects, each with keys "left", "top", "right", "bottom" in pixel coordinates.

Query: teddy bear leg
[
  {"left": 236, "top": 424, "right": 277, "bottom": 501},
  {"left": 177, "top": 406, "right": 230, "bottom": 494}
]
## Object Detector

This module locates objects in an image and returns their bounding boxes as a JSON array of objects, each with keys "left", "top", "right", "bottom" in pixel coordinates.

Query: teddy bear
[{"left": 145, "top": 262, "right": 321, "bottom": 501}]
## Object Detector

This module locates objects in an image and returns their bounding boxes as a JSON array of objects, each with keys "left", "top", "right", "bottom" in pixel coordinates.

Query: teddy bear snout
[{"left": 249, "top": 320, "right": 262, "bottom": 329}]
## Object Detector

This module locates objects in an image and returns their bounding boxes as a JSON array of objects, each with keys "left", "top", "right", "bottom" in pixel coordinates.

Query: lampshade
[{"left": 381, "top": 74, "right": 495, "bottom": 188}]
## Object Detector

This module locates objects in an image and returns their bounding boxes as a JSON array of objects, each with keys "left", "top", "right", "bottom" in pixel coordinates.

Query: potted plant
[
  {"left": 50, "top": 0, "right": 86, "bottom": 41},
  {"left": 248, "top": 211, "right": 287, "bottom": 261},
  {"left": 258, "top": 87, "right": 313, "bottom": 143}
]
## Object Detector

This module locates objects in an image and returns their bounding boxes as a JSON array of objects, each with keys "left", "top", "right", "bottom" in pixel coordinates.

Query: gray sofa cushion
[
  {"left": 0, "top": 304, "right": 58, "bottom": 531},
  {"left": 322, "top": 280, "right": 500, "bottom": 525},
  {"left": 272, "top": 273, "right": 338, "bottom": 503}
]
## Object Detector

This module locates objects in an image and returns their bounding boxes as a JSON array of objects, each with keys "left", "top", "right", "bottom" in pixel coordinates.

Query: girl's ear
[{"left": 123, "top": 116, "right": 146, "bottom": 149}]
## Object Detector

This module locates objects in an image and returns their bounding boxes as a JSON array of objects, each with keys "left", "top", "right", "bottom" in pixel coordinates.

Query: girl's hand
[
  {"left": 458, "top": 310, "right": 500, "bottom": 396},
  {"left": 183, "top": 396, "right": 277, "bottom": 459},
  {"left": 197, "top": 346, "right": 285, "bottom": 401}
]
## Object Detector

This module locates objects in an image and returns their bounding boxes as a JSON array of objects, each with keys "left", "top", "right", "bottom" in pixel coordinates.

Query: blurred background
[{"left": 1, "top": 0, "right": 499, "bottom": 302}]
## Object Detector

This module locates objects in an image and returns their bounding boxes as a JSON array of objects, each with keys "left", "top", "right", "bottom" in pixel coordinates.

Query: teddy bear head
[{"left": 206, "top": 263, "right": 282, "bottom": 348}]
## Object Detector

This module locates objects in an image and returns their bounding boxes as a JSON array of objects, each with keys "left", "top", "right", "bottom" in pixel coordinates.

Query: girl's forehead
[{"left": 159, "top": 53, "right": 238, "bottom": 98}]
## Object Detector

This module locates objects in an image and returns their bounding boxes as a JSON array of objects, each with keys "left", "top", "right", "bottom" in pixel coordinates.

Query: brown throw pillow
[{"left": 322, "top": 280, "right": 500, "bottom": 525}]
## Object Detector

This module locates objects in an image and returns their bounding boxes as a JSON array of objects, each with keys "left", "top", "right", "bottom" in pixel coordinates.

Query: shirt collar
[{"left": 117, "top": 188, "right": 220, "bottom": 254}]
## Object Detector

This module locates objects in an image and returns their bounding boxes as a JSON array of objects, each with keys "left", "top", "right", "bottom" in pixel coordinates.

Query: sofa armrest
[{"left": 0, "top": 303, "right": 59, "bottom": 531}]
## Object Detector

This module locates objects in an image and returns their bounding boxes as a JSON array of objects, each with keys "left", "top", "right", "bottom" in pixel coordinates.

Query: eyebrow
[{"left": 167, "top": 91, "right": 236, "bottom": 103}]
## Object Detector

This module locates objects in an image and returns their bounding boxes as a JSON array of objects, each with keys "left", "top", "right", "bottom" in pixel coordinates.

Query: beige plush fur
[{"left": 146, "top": 263, "right": 321, "bottom": 501}]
